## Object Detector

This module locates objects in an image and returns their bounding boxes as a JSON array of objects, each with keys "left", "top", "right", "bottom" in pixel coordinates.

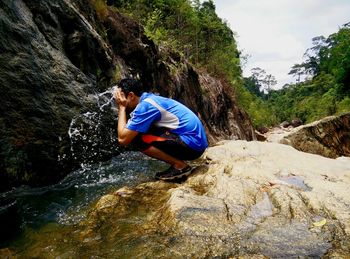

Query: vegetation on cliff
[{"left": 105, "top": 0, "right": 242, "bottom": 83}]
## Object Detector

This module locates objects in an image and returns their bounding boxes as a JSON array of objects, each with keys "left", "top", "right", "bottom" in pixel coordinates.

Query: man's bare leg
[{"left": 142, "top": 146, "right": 188, "bottom": 169}]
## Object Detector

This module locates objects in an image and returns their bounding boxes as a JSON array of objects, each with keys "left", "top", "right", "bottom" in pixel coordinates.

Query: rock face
[
  {"left": 0, "top": 0, "right": 254, "bottom": 191},
  {"left": 279, "top": 113, "right": 350, "bottom": 158},
  {"left": 17, "top": 140, "right": 348, "bottom": 258}
]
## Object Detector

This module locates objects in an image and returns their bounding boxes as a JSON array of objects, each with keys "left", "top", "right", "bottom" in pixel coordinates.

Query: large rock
[
  {"left": 0, "top": 0, "right": 254, "bottom": 191},
  {"left": 151, "top": 141, "right": 350, "bottom": 257},
  {"left": 0, "top": 0, "right": 123, "bottom": 191},
  {"left": 1, "top": 0, "right": 97, "bottom": 190},
  {"left": 279, "top": 113, "right": 350, "bottom": 158},
  {"left": 17, "top": 140, "right": 349, "bottom": 258}
]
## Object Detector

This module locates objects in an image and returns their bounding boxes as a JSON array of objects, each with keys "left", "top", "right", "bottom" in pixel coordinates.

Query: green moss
[
  {"left": 89, "top": 0, "right": 108, "bottom": 21},
  {"left": 112, "top": 64, "right": 122, "bottom": 83}
]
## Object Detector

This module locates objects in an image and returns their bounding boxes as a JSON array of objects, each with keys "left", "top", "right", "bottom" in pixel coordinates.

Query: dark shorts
[{"left": 132, "top": 128, "right": 205, "bottom": 161}]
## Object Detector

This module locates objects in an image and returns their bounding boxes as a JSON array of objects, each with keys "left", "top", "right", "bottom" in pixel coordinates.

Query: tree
[
  {"left": 248, "top": 67, "right": 276, "bottom": 94},
  {"left": 262, "top": 74, "right": 277, "bottom": 94},
  {"left": 243, "top": 76, "right": 261, "bottom": 97},
  {"left": 289, "top": 63, "right": 306, "bottom": 84}
]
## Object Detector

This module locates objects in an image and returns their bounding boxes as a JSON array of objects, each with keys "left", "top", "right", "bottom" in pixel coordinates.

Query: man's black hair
[{"left": 118, "top": 78, "right": 144, "bottom": 97}]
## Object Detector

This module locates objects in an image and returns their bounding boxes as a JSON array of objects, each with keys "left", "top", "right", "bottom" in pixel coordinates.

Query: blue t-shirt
[{"left": 126, "top": 92, "right": 208, "bottom": 151}]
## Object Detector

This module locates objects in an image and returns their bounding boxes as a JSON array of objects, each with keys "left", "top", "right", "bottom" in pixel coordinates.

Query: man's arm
[
  {"left": 117, "top": 106, "right": 138, "bottom": 146},
  {"left": 114, "top": 89, "right": 138, "bottom": 146}
]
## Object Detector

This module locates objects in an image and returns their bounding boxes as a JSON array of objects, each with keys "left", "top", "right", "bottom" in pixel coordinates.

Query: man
[{"left": 113, "top": 78, "right": 208, "bottom": 180}]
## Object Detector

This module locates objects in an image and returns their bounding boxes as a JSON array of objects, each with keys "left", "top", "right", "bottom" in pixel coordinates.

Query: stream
[{"left": 0, "top": 152, "right": 167, "bottom": 256}]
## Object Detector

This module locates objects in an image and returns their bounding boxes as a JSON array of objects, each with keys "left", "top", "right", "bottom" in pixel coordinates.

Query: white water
[
  {"left": 67, "top": 86, "right": 119, "bottom": 164},
  {"left": 96, "top": 85, "right": 119, "bottom": 112}
]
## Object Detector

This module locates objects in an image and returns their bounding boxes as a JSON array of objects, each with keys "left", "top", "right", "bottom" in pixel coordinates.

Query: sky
[{"left": 213, "top": 0, "right": 350, "bottom": 88}]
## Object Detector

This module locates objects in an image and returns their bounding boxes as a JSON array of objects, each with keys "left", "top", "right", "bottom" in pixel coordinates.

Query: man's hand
[
  {"left": 114, "top": 88, "right": 138, "bottom": 146},
  {"left": 114, "top": 88, "right": 127, "bottom": 108}
]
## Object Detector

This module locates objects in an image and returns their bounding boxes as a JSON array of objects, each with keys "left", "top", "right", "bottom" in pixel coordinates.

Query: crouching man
[{"left": 113, "top": 78, "right": 208, "bottom": 180}]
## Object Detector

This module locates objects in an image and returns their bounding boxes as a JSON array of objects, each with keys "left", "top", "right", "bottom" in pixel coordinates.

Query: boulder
[
  {"left": 291, "top": 118, "right": 303, "bottom": 127},
  {"left": 255, "top": 130, "right": 267, "bottom": 142},
  {"left": 0, "top": 0, "right": 120, "bottom": 191},
  {"left": 280, "top": 113, "right": 350, "bottom": 158},
  {"left": 151, "top": 141, "right": 350, "bottom": 257},
  {"left": 256, "top": 126, "right": 269, "bottom": 134},
  {"left": 280, "top": 121, "right": 290, "bottom": 128}
]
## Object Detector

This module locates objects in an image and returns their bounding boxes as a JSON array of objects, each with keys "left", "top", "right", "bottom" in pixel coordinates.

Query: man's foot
[{"left": 155, "top": 165, "right": 193, "bottom": 181}]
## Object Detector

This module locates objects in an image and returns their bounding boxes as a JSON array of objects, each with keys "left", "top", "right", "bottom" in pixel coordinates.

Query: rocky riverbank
[
  {"left": 264, "top": 112, "right": 350, "bottom": 159},
  {"left": 7, "top": 140, "right": 349, "bottom": 258},
  {"left": 97, "top": 140, "right": 350, "bottom": 257}
]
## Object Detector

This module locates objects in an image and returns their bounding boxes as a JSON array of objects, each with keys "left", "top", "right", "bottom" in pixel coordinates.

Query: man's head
[
  {"left": 117, "top": 78, "right": 144, "bottom": 112},
  {"left": 118, "top": 78, "right": 144, "bottom": 97}
]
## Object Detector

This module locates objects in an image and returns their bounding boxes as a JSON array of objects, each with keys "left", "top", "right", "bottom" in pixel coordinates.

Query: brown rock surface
[
  {"left": 17, "top": 140, "right": 349, "bottom": 258},
  {"left": 279, "top": 113, "right": 350, "bottom": 158}
]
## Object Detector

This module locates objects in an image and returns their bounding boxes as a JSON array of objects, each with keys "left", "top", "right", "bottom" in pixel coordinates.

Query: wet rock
[
  {"left": 0, "top": 0, "right": 119, "bottom": 191},
  {"left": 280, "top": 113, "right": 350, "bottom": 158},
  {"left": 196, "top": 74, "right": 256, "bottom": 143},
  {"left": 7, "top": 141, "right": 350, "bottom": 257},
  {"left": 114, "top": 186, "right": 135, "bottom": 198},
  {"left": 0, "top": 197, "right": 21, "bottom": 243},
  {"left": 0, "top": 248, "right": 15, "bottom": 258},
  {"left": 78, "top": 140, "right": 350, "bottom": 257}
]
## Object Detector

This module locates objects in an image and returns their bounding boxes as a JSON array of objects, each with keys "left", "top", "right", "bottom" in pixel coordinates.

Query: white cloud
[{"left": 214, "top": 0, "right": 350, "bottom": 88}]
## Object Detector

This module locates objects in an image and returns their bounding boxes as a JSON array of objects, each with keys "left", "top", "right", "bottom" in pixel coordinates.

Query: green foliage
[
  {"left": 243, "top": 76, "right": 261, "bottom": 97},
  {"left": 108, "top": 0, "right": 241, "bottom": 81},
  {"left": 265, "top": 74, "right": 345, "bottom": 124},
  {"left": 245, "top": 67, "right": 277, "bottom": 97},
  {"left": 320, "top": 26, "right": 350, "bottom": 95},
  {"left": 289, "top": 24, "right": 350, "bottom": 97},
  {"left": 143, "top": 9, "right": 171, "bottom": 44},
  {"left": 235, "top": 83, "right": 277, "bottom": 128},
  {"left": 90, "top": 0, "right": 109, "bottom": 20},
  {"left": 337, "top": 96, "right": 350, "bottom": 113},
  {"left": 241, "top": 23, "right": 350, "bottom": 127},
  {"left": 247, "top": 98, "right": 277, "bottom": 128}
]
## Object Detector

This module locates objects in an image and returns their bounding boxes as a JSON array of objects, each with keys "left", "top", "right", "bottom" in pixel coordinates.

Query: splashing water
[
  {"left": 67, "top": 86, "right": 120, "bottom": 164},
  {"left": 96, "top": 85, "right": 119, "bottom": 112},
  {"left": 0, "top": 152, "right": 167, "bottom": 248}
]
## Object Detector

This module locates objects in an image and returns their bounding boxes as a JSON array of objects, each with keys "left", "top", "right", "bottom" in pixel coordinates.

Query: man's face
[{"left": 124, "top": 91, "right": 138, "bottom": 113}]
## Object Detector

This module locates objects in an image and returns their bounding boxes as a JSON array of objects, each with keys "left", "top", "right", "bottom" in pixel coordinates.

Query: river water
[{"left": 0, "top": 151, "right": 167, "bottom": 256}]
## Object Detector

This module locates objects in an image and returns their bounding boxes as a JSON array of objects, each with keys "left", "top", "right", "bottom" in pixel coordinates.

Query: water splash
[
  {"left": 1, "top": 152, "right": 167, "bottom": 234},
  {"left": 96, "top": 85, "right": 118, "bottom": 112},
  {"left": 67, "top": 86, "right": 119, "bottom": 165}
]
